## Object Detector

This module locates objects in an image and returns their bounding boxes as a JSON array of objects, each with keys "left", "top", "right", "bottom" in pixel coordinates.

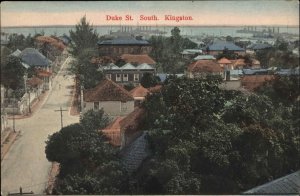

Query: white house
[{"left": 81, "top": 79, "right": 134, "bottom": 117}]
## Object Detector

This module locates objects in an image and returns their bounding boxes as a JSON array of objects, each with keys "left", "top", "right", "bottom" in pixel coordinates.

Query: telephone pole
[{"left": 54, "top": 106, "right": 67, "bottom": 129}]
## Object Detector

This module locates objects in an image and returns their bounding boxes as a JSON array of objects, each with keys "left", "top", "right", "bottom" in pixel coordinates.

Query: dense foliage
[
  {"left": 149, "top": 27, "right": 197, "bottom": 73},
  {"left": 136, "top": 76, "right": 300, "bottom": 194},
  {"left": 68, "top": 16, "right": 104, "bottom": 89},
  {"left": 140, "top": 73, "right": 161, "bottom": 88},
  {"left": 1, "top": 55, "right": 26, "bottom": 92},
  {"left": 45, "top": 110, "right": 128, "bottom": 194}
]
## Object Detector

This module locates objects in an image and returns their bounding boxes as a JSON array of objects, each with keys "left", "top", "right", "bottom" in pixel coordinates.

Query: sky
[{"left": 1, "top": 1, "right": 299, "bottom": 27}]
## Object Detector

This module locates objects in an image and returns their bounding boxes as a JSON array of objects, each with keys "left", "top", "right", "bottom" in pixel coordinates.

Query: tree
[
  {"left": 45, "top": 123, "right": 129, "bottom": 194},
  {"left": 69, "top": 16, "right": 99, "bottom": 57},
  {"left": 80, "top": 109, "right": 110, "bottom": 131},
  {"left": 140, "top": 73, "right": 160, "bottom": 88},
  {"left": 1, "top": 55, "right": 25, "bottom": 91},
  {"left": 139, "top": 76, "right": 299, "bottom": 194}
]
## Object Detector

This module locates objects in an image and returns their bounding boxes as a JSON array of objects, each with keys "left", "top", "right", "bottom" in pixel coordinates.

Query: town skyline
[{"left": 1, "top": 1, "right": 299, "bottom": 27}]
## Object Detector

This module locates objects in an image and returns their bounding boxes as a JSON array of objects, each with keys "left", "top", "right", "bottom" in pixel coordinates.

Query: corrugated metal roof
[
  {"left": 247, "top": 43, "right": 272, "bottom": 50},
  {"left": 103, "top": 63, "right": 120, "bottom": 70},
  {"left": 11, "top": 49, "right": 22, "bottom": 57},
  {"left": 207, "top": 41, "right": 245, "bottom": 51},
  {"left": 136, "top": 63, "right": 154, "bottom": 70},
  {"left": 194, "top": 55, "right": 216, "bottom": 60},
  {"left": 20, "top": 48, "right": 51, "bottom": 67},
  {"left": 244, "top": 170, "right": 300, "bottom": 194},
  {"left": 98, "top": 37, "right": 149, "bottom": 45},
  {"left": 121, "top": 63, "right": 136, "bottom": 70}
]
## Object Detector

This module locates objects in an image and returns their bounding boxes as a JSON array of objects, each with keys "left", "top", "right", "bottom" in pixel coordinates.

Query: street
[{"left": 1, "top": 56, "right": 79, "bottom": 195}]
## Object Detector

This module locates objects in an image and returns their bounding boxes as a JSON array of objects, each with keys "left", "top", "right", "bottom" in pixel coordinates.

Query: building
[
  {"left": 244, "top": 170, "right": 300, "bottom": 194},
  {"left": 18, "top": 48, "right": 52, "bottom": 71},
  {"left": 194, "top": 54, "right": 216, "bottom": 61},
  {"left": 217, "top": 57, "right": 233, "bottom": 69},
  {"left": 130, "top": 85, "right": 150, "bottom": 106},
  {"left": 181, "top": 49, "right": 203, "bottom": 59},
  {"left": 246, "top": 43, "right": 272, "bottom": 54},
  {"left": 120, "top": 54, "right": 156, "bottom": 65},
  {"left": 36, "top": 68, "right": 53, "bottom": 90},
  {"left": 97, "top": 37, "right": 152, "bottom": 57},
  {"left": 204, "top": 41, "right": 245, "bottom": 56},
  {"left": 102, "top": 63, "right": 155, "bottom": 85},
  {"left": 187, "top": 60, "right": 223, "bottom": 78},
  {"left": 82, "top": 79, "right": 134, "bottom": 117}
]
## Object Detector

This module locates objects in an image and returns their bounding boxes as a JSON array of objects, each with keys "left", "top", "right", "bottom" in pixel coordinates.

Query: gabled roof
[
  {"left": 103, "top": 63, "right": 120, "bottom": 70},
  {"left": 188, "top": 60, "right": 222, "bottom": 73},
  {"left": 247, "top": 43, "right": 272, "bottom": 50},
  {"left": 130, "top": 85, "right": 150, "bottom": 98},
  {"left": 98, "top": 37, "right": 149, "bottom": 45},
  {"left": 11, "top": 49, "right": 22, "bottom": 57},
  {"left": 121, "top": 54, "right": 156, "bottom": 65},
  {"left": 218, "top": 57, "right": 232, "bottom": 64},
  {"left": 244, "top": 170, "right": 300, "bottom": 194},
  {"left": 136, "top": 63, "right": 155, "bottom": 70},
  {"left": 20, "top": 48, "right": 51, "bottom": 67},
  {"left": 231, "top": 59, "right": 246, "bottom": 67},
  {"left": 121, "top": 63, "right": 136, "bottom": 70},
  {"left": 120, "top": 132, "right": 149, "bottom": 174},
  {"left": 194, "top": 55, "right": 216, "bottom": 60},
  {"left": 120, "top": 107, "right": 146, "bottom": 134},
  {"left": 102, "top": 117, "right": 124, "bottom": 146},
  {"left": 207, "top": 41, "right": 245, "bottom": 51},
  {"left": 147, "top": 85, "right": 162, "bottom": 93},
  {"left": 83, "top": 79, "right": 134, "bottom": 102}
]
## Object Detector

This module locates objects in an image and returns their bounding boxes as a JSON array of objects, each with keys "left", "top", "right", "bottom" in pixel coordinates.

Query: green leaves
[
  {"left": 1, "top": 55, "right": 26, "bottom": 91},
  {"left": 80, "top": 109, "right": 110, "bottom": 131}
]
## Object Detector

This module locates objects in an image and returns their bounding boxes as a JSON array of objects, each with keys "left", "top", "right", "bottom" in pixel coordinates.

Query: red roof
[
  {"left": 121, "top": 54, "right": 156, "bottom": 65},
  {"left": 187, "top": 60, "right": 222, "bottom": 73},
  {"left": 218, "top": 57, "right": 232, "bottom": 64},
  {"left": 120, "top": 107, "right": 146, "bottom": 135},
  {"left": 37, "top": 69, "right": 52, "bottom": 77},
  {"left": 241, "top": 75, "right": 274, "bottom": 91},
  {"left": 147, "top": 85, "right": 162, "bottom": 93},
  {"left": 83, "top": 79, "right": 134, "bottom": 102},
  {"left": 130, "top": 85, "right": 150, "bottom": 98},
  {"left": 26, "top": 76, "right": 43, "bottom": 87},
  {"left": 102, "top": 117, "right": 124, "bottom": 146}
]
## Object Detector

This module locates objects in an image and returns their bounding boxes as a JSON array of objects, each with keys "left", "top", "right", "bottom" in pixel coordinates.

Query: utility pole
[
  {"left": 13, "top": 94, "right": 16, "bottom": 133},
  {"left": 54, "top": 106, "right": 67, "bottom": 129}
]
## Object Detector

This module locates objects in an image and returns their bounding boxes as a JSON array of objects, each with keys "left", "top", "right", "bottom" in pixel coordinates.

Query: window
[
  {"left": 116, "top": 74, "right": 121, "bottom": 82},
  {"left": 118, "top": 48, "right": 122, "bottom": 54},
  {"left": 106, "top": 74, "right": 111, "bottom": 80},
  {"left": 124, "top": 47, "right": 128, "bottom": 53},
  {"left": 134, "top": 74, "right": 139, "bottom": 81},
  {"left": 123, "top": 74, "right": 128, "bottom": 81},
  {"left": 94, "top": 102, "right": 99, "bottom": 110}
]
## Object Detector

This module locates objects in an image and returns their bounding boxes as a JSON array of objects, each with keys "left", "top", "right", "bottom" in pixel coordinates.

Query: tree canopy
[
  {"left": 149, "top": 27, "right": 197, "bottom": 73},
  {"left": 136, "top": 76, "right": 300, "bottom": 194},
  {"left": 1, "top": 55, "right": 26, "bottom": 91},
  {"left": 45, "top": 110, "right": 128, "bottom": 194}
]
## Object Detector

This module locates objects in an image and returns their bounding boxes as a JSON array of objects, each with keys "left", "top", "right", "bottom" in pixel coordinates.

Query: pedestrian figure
[{"left": 59, "top": 83, "right": 61, "bottom": 89}]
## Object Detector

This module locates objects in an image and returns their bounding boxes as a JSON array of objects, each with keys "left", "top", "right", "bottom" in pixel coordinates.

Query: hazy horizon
[{"left": 1, "top": 1, "right": 299, "bottom": 27}]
